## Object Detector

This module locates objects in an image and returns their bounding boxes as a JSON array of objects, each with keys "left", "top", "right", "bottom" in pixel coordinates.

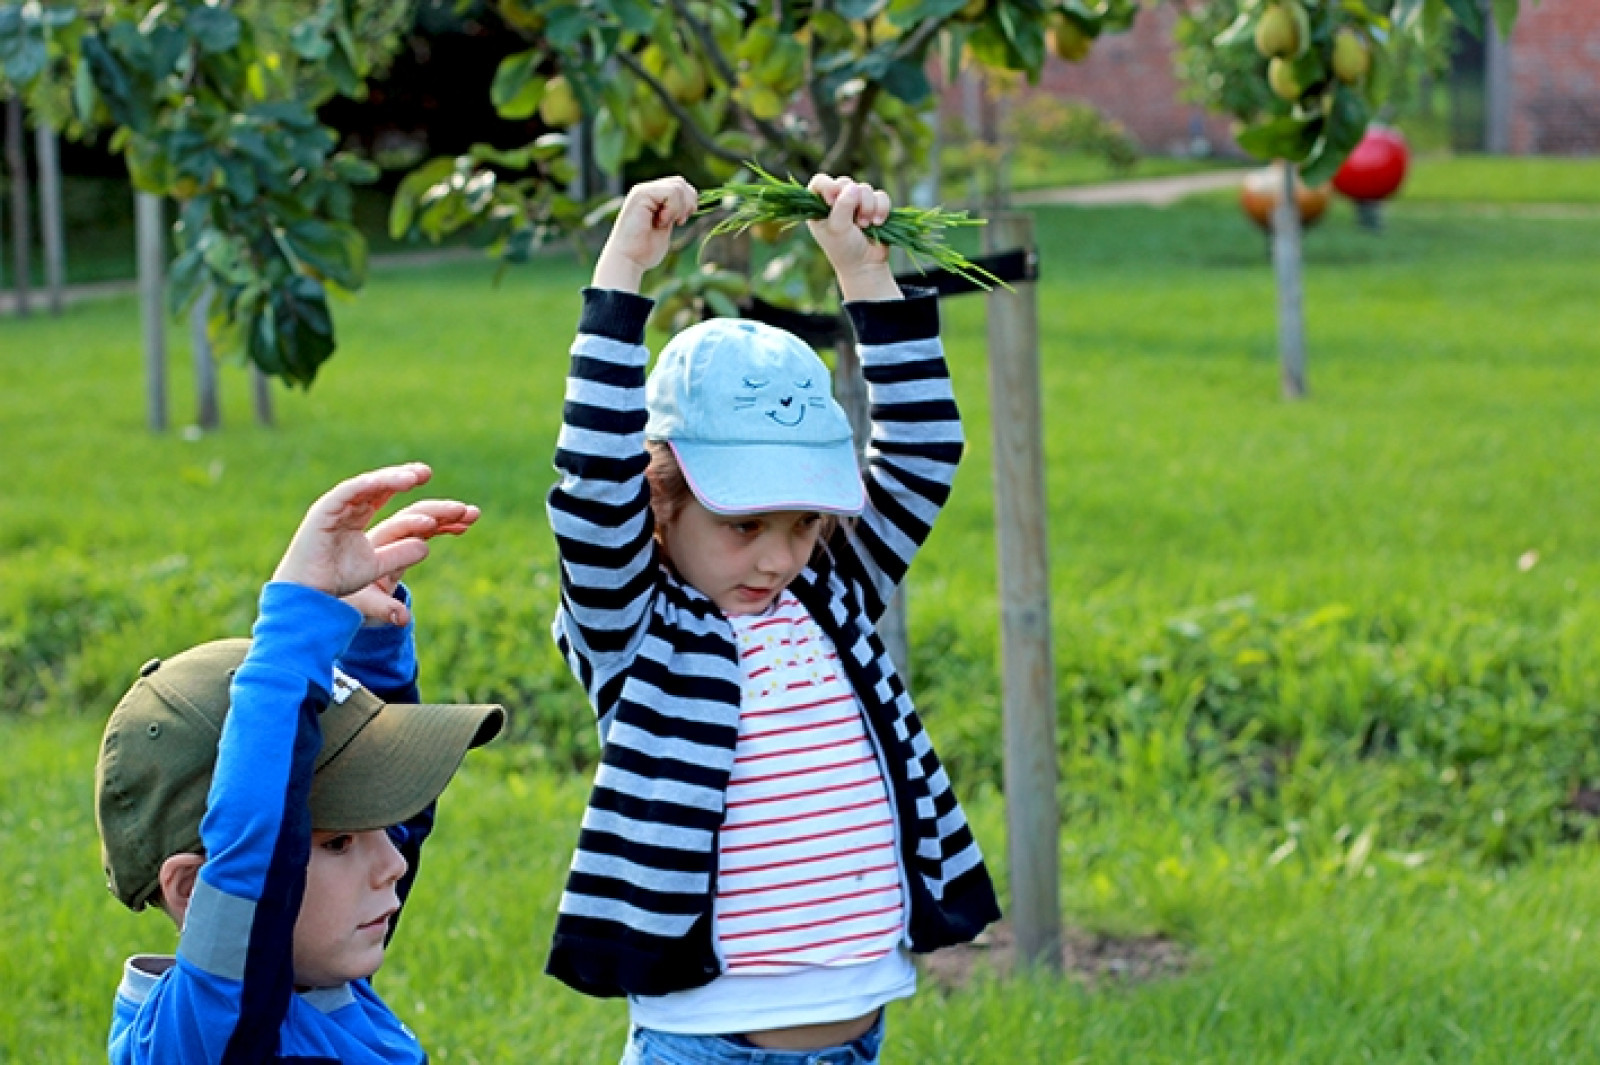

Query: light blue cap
[{"left": 646, "top": 317, "right": 865, "bottom": 516}]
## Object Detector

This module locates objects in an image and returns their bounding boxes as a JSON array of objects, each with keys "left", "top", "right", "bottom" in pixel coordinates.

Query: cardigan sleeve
[
  {"left": 829, "top": 289, "right": 963, "bottom": 621},
  {"left": 547, "top": 288, "right": 662, "bottom": 726}
]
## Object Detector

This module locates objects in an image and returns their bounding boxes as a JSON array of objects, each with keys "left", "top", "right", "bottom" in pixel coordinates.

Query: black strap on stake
[{"left": 738, "top": 248, "right": 1040, "bottom": 349}]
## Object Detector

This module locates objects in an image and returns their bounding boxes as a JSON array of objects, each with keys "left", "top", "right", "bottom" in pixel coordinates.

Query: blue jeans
[{"left": 620, "top": 1014, "right": 886, "bottom": 1065}]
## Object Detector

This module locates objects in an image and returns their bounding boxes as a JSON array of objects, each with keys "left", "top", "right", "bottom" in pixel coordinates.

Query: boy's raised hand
[
  {"left": 592, "top": 176, "right": 699, "bottom": 294},
  {"left": 272, "top": 464, "right": 476, "bottom": 626},
  {"left": 806, "top": 174, "right": 903, "bottom": 303},
  {"left": 344, "top": 497, "right": 481, "bottom": 626}
]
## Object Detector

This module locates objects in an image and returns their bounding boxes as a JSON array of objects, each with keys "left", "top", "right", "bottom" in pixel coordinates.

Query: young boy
[
  {"left": 546, "top": 175, "right": 1000, "bottom": 1061},
  {"left": 95, "top": 462, "right": 505, "bottom": 1063}
]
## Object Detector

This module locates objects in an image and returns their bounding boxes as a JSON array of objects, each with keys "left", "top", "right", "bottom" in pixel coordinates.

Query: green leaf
[
  {"left": 284, "top": 219, "right": 367, "bottom": 291},
  {"left": 82, "top": 35, "right": 149, "bottom": 131},
  {"left": 891, "top": 0, "right": 968, "bottom": 23},
  {"left": 880, "top": 57, "right": 933, "bottom": 105},
  {"left": 267, "top": 276, "right": 336, "bottom": 388},
  {"left": 1490, "top": 0, "right": 1519, "bottom": 38},
  {"left": 0, "top": 35, "right": 46, "bottom": 85},
  {"left": 330, "top": 153, "right": 379, "bottom": 184},
  {"left": 995, "top": 2, "right": 1045, "bottom": 75},
  {"left": 199, "top": 231, "right": 257, "bottom": 285},
  {"left": 185, "top": 7, "right": 240, "bottom": 54},
  {"left": 1442, "top": 0, "right": 1483, "bottom": 38},
  {"left": 545, "top": 5, "right": 588, "bottom": 49},
  {"left": 1236, "top": 114, "right": 1321, "bottom": 162},
  {"left": 612, "top": 0, "right": 656, "bottom": 34},
  {"left": 490, "top": 49, "right": 542, "bottom": 111},
  {"left": 592, "top": 108, "right": 628, "bottom": 177},
  {"left": 1212, "top": 11, "right": 1253, "bottom": 48},
  {"left": 72, "top": 54, "right": 99, "bottom": 123},
  {"left": 216, "top": 154, "right": 259, "bottom": 203},
  {"left": 167, "top": 248, "right": 209, "bottom": 318},
  {"left": 1301, "top": 85, "right": 1369, "bottom": 185},
  {"left": 290, "top": 19, "right": 333, "bottom": 62},
  {"left": 390, "top": 155, "right": 458, "bottom": 239}
]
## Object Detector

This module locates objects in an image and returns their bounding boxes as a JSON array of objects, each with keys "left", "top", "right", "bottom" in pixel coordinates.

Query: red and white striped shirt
[{"left": 715, "top": 593, "right": 907, "bottom": 975}]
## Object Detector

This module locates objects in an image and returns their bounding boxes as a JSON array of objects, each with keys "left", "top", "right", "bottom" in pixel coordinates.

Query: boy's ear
[{"left": 157, "top": 853, "right": 205, "bottom": 926}]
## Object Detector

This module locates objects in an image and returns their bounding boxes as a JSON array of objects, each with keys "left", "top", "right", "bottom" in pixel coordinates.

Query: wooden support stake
[
  {"left": 984, "top": 213, "right": 1061, "bottom": 970},
  {"left": 35, "top": 124, "right": 65, "bottom": 315},
  {"left": 136, "top": 191, "right": 167, "bottom": 431},
  {"left": 5, "top": 97, "right": 31, "bottom": 318}
]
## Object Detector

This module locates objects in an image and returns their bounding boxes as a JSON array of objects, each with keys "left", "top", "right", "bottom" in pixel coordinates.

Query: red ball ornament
[{"left": 1333, "top": 125, "right": 1409, "bottom": 202}]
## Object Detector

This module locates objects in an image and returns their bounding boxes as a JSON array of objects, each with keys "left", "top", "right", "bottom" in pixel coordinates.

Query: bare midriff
[{"left": 742, "top": 1009, "right": 880, "bottom": 1051}]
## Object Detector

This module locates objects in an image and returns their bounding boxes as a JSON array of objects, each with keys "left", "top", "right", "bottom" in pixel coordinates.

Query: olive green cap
[{"left": 94, "top": 638, "right": 504, "bottom": 912}]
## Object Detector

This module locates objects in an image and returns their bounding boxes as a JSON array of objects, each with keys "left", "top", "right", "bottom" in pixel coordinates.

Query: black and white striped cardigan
[{"left": 545, "top": 286, "right": 1001, "bottom": 999}]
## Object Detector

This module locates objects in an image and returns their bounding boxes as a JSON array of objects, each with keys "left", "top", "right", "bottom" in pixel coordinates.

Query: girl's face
[{"left": 659, "top": 498, "right": 825, "bottom": 616}]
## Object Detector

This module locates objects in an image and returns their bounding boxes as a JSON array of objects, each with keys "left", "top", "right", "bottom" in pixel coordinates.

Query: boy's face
[
  {"left": 661, "top": 499, "right": 824, "bottom": 616},
  {"left": 292, "top": 828, "right": 408, "bottom": 988}
]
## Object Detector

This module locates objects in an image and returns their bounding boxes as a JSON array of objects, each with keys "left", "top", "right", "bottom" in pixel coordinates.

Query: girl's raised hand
[
  {"left": 806, "top": 174, "right": 902, "bottom": 302},
  {"left": 593, "top": 176, "right": 699, "bottom": 293}
]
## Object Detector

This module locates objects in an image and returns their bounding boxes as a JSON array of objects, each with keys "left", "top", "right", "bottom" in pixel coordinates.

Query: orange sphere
[{"left": 1239, "top": 166, "right": 1331, "bottom": 231}]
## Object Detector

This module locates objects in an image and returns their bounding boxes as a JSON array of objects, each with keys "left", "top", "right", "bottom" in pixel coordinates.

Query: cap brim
[
  {"left": 671, "top": 440, "right": 865, "bottom": 517},
  {"left": 309, "top": 703, "right": 504, "bottom": 832}
]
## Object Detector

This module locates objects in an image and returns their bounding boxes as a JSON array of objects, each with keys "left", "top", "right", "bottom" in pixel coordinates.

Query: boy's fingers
[
  {"left": 366, "top": 512, "right": 439, "bottom": 547},
  {"left": 321, "top": 463, "right": 432, "bottom": 520},
  {"left": 371, "top": 539, "right": 430, "bottom": 582}
]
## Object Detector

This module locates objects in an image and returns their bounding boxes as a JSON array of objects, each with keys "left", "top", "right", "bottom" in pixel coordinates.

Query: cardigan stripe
[{"left": 546, "top": 288, "right": 1000, "bottom": 999}]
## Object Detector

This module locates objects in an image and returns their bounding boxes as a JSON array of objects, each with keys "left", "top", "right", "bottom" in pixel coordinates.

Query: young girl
[{"left": 546, "top": 174, "right": 1000, "bottom": 1063}]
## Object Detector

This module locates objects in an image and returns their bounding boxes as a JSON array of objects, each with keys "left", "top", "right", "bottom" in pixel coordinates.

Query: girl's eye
[
  {"left": 798, "top": 513, "right": 822, "bottom": 530},
  {"left": 732, "top": 521, "right": 762, "bottom": 535},
  {"left": 321, "top": 834, "right": 354, "bottom": 855}
]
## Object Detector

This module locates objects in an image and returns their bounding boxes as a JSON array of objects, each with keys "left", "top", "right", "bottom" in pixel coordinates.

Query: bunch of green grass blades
[{"left": 697, "top": 166, "right": 1009, "bottom": 291}]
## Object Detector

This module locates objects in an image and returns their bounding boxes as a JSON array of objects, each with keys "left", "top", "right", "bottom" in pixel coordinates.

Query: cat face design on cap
[{"left": 731, "top": 374, "right": 830, "bottom": 428}]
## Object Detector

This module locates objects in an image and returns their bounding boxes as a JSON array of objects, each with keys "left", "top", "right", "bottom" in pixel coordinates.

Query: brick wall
[
  {"left": 938, "top": 1, "right": 1597, "bottom": 158},
  {"left": 940, "top": 6, "right": 1237, "bottom": 156},
  {"left": 1509, "top": 0, "right": 1600, "bottom": 154}
]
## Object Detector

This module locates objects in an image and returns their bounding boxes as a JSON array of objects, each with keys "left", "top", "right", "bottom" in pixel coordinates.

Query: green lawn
[{"left": 4, "top": 185, "right": 1600, "bottom": 1059}]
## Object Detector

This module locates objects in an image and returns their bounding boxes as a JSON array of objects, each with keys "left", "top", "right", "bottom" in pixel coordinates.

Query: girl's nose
[{"left": 757, "top": 537, "right": 795, "bottom": 575}]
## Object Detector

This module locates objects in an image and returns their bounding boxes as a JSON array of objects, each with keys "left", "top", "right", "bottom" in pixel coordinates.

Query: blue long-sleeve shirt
[{"left": 108, "top": 582, "right": 431, "bottom": 1064}]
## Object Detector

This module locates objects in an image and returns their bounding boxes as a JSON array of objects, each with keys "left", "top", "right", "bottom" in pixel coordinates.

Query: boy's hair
[
  {"left": 93, "top": 639, "right": 503, "bottom": 912},
  {"left": 645, "top": 442, "right": 839, "bottom": 550}
]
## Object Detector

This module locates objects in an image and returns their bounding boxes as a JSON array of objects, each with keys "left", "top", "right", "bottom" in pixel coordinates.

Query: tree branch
[
  {"left": 614, "top": 49, "right": 745, "bottom": 167},
  {"left": 666, "top": 0, "right": 737, "bottom": 88},
  {"left": 809, "top": 0, "right": 842, "bottom": 147},
  {"left": 819, "top": 15, "right": 948, "bottom": 174},
  {"left": 661, "top": 0, "right": 816, "bottom": 170}
]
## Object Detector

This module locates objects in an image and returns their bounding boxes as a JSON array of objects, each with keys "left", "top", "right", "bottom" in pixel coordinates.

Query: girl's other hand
[
  {"left": 593, "top": 176, "right": 699, "bottom": 293},
  {"left": 806, "top": 174, "right": 902, "bottom": 302}
]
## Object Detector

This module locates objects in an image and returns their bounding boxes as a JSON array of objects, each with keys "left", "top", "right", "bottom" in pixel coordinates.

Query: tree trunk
[
  {"left": 252, "top": 364, "right": 275, "bottom": 427},
  {"left": 5, "top": 97, "right": 31, "bottom": 318},
  {"left": 137, "top": 192, "right": 167, "bottom": 431},
  {"left": 35, "top": 124, "right": 65, "bottom": 315},
  {"left": 1484, "top": 11, "right": 1513, "bottom": 154},
  {"left": 192, "top": 286, "right": 219, "bottom": 430},
  {"left": 1272, "top": 161, "right": 1307, "bottom": 400}
]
